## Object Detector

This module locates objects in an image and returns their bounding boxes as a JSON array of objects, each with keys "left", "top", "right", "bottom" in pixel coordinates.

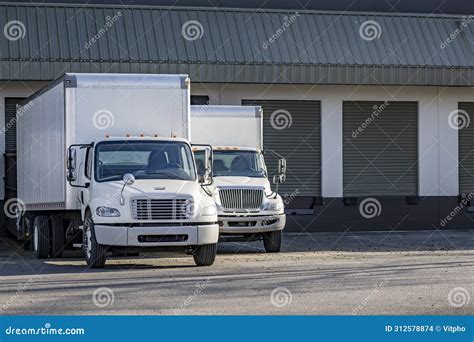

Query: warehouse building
[{"left": 0, "top": 1, "right": 473, "bottom": 234}]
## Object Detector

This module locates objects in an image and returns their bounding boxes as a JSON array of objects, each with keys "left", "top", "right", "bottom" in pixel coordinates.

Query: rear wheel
[
  {"left": 83, "top": 211, "right": 107, "bottom": 268},
  {"left": 50, "top": 215, "right": 64, "bottom": 258},
  {"left": 193, "top": 243, "right": 217, "bottom": 266},
  {"left": 263, "top": 230, "right": 282, "bottom": 253},
  {"left": 33, "top": 216, "right": 50, "bottom": 259}
]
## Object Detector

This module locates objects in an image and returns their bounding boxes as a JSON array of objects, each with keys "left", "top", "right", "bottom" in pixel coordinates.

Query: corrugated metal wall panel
[
  {"left": 458, "top": 102, "right": 474, "bottom": 194},
  {"left": 343, "top": 101, "right": 418, "bottom": 196},
  {"left": 242, "top": 100, "right": 321, "bottom": 197}
]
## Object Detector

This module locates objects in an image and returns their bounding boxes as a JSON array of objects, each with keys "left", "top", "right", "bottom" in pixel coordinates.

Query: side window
[{"left": 85, "top": 147, "right": 93, "bottom": 179}]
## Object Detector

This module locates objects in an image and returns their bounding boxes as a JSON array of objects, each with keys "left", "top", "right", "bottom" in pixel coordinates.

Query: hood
[
  {"left": 94, "top": 179, "right": 200, "bottom": 199},
  {"left": 212, "top": 176, "right": 272, "bottom": 194}
]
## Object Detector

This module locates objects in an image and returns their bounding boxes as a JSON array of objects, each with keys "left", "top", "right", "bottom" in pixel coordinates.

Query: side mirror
[
  {"left": 120, "top": 173, "right": 135, "bottom": 205},
  {"left": 192, "top": 144, "right": 213, "bottom": 185},
  {"left": 278, "top": 158, "right": 287, "bottom": 176},
  {"left": 273, "top": 174, "right": 286, "bottom": 184},
  {"left": 67, "top": 170, "right": 77, "bottom": 182},
  {"left": 200, "top": 147, "right": 213, "bottom": 185},
  {"left": 66, "top": 147, "right": 77, "bottom": 181},
  {"left": 123, "top": 173, "right": 135, "bottom": 186}
]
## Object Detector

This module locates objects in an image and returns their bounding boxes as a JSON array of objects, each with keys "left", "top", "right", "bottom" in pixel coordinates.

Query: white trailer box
[
  {"left": 17, "top": 73, "right": 190, "bottom": 210},
  {"left": 191, "top": 105, "right": 263, "bottom": 149}
]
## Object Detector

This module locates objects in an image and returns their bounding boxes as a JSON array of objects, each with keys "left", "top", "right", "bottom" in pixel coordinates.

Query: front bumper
[
  {"left": 218, "top": 214, "right": 286, "bottom": 234},
  {"left": 94, "top": 224, "right": 219, "bottom": 247}
]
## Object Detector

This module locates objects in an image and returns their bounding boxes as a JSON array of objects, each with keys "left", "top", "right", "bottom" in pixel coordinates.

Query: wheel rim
[
  {"left": 33, "top": 223, "right": 38, "bottom": 252},
  {"left": 84, "top": 221, "right": 92, "bottom": 259}
]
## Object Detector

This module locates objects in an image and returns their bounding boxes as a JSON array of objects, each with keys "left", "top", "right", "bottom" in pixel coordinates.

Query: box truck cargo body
[
  {"left": 16, "top": 73, "right": 218, "bottom": 267},
  {"left": 191, "top": 105, "right": 286, "bottom": 252}
]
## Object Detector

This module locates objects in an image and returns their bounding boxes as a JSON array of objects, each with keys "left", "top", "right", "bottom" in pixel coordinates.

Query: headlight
[
  {"left": 261, "top": 201, "right": 284, "bottom": 211},
  {"left": 96, "top": 206, "right": 121, "bottom": 217},
  {"left": 201, "top": 205, "right": 217, "bottom": 216}
]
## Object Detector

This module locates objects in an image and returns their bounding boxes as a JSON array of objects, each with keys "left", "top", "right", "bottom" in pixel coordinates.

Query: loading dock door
[
  {"left": 342, "top": 101, "right": 418, "bottom": 196},
  {"left": 242, "top": 100, "right": 321, "bottom": 201},
  {"left": 4, "top": 98, "right": 25, "bottom": 201},
  {"left": 459, "top": 102, "right": 474, "bottom": 194},
  {"left": 5, "top": 98, "right": 24, "bottom": 152},
  {"left": 3, "top": 98, "right": 24, "bottom": 236}
]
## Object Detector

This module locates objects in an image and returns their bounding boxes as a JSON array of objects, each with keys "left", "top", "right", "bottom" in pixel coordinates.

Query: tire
[
  {"left": 263, "top": 230, "right": 282, "bottom": 253},
  {"left": 83, "top": 211, "right": 107, "bottom": 268},
  {"left": 193, "top": 243, "right": 217, "bottom": 266},
  {"left": 49, "top": 215, "right": 64, "bottom": 258},
  {"left": 33, "top": 216, "right": 50, "bottom": 259}
]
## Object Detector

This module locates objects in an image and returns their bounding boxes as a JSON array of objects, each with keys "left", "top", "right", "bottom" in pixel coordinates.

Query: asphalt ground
[{"left": 0, "top": 230, "right": 472, "bottom": 315}]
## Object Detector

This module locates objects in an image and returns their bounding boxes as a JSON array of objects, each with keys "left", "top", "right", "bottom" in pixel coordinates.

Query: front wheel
[
  {"left": 263, "top": 230, "right": 282, "bottom": 253},
  {"left": 83, "top": 212, "right": 107, "bottom": 268},
  {"left": 193, "top": 243, "right": 217, "bottom": 266}
]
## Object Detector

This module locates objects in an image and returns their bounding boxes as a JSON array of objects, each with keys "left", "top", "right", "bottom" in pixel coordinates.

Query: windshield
[
  {"left": 95, "top": 141, "right": 196, "bottom": 182},
  {"left": 195, "top": 150, "right": 266, "bottom": 178}
]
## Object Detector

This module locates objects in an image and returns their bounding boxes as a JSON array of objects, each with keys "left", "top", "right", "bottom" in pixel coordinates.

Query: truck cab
[
  {"left": 191, "top": 105, "right": 287, "bottom": 252},
  {"left": 67, "top": 137, "right": 218, "bottom": 267}
]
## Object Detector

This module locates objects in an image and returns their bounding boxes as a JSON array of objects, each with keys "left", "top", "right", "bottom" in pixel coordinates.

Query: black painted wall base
[{"left": 284, "top": 196, "right": 474, "bottom": 232}]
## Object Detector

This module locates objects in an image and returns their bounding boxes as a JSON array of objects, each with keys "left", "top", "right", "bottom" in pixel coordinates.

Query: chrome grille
[
  {"left": 132, "top": 198, "right": 189, "bottom": 220},
  {"left": 218, "top": 188, "right": 264, "bottom": 210}
]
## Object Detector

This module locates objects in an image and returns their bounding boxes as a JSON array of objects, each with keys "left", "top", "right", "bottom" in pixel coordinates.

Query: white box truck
[
  {"left": 191, "top": 105, "right": 286, "bottom": 252},
  {"left": 16, "top": 73, "right": 219, "bottom": 268}
]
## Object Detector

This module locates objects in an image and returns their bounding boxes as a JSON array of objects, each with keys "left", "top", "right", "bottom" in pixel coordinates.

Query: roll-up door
[
  {"left": 343, "top": 101, "right": 418, "bottom": 196},
  {"left": 242, "top": 100, "right": 321, "bottom": 198},
  {"left": 459, "top": 102, "right": 474, "bottom": 193},
  {"left": 4, "top": 98, "right": 24, "bottom": 152}
]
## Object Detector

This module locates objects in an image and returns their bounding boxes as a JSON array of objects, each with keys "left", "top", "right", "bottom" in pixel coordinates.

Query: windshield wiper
[{"left": 145, "top": 170, "right": 188, "bottom": 179}]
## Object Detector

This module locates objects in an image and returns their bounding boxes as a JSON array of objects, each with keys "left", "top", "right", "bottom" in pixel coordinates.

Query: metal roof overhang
[
  {"left": 0, "top": 4, "right": 473, "bottom": 86},
  {"left": 2, "top": 61, "right": 472, "bottom": 86}
]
